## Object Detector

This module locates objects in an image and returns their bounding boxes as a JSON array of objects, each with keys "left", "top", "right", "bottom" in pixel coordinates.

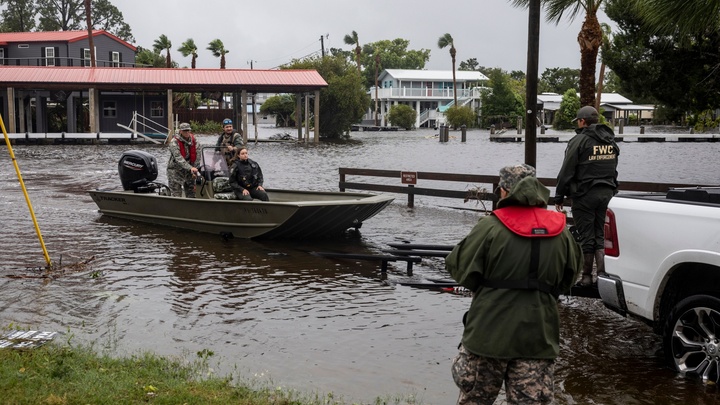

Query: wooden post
[
  {"left": 517, "top": 116, "right": 522, "bottom": 135},
  {"left": 166, "top": 89, "right": 173, "bottom": 136},
  {"left": 241, "top": 90, "right": 248, "bottom": 143},
  {"left": 408, "top": 185, "right": 415, "bottom": 208},
  {"left": 461, "top": 124, "right": 466, "bottom": 142},
  {"left": 6, "top": 87, "right": 15, "bottom": 133},
  {"left": 296, "top": 94, "right": 302, "bottom": 141},
  {"left": 619, "top": 117, "right": 624, "bottom": 135},
  {"left": 304, "top": 93, "right": 309, "bottom": 143},
  {"left": 88, "top": 88, "right": 96, "bottom": 133},
  {"left": 314, "top": 90, "right": 320, "bottom": 143}
]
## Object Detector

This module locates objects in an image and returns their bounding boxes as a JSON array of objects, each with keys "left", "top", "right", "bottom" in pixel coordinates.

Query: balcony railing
[{"left": 368, "top": 86, "right": 485, "bottom": 100}]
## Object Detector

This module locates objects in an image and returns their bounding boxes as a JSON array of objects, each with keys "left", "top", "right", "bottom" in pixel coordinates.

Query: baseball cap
[
  {"left": 179, "top": 122, "right": 191, "bottom": 131},
  {"left": 222, "top": 118, "right": 232, "bottom": 126},
  {"left": 572, "top": 106, "right": 599, "bottom": 123},
  {"left": 498, "top": 163, "right": 536, "bottom": 192}
]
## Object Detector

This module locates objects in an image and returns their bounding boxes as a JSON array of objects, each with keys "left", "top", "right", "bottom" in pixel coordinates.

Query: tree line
[{"left": 2, "top": 0, "right": 719, "bottom": 134}]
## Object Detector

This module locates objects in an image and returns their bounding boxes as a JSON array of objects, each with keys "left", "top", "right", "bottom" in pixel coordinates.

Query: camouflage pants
[
  {"left": 451, "top": 344, "right": 554, "bottom": 405},
  {"left": 167, "top": 168, "right": 196, "bottom": 198}
]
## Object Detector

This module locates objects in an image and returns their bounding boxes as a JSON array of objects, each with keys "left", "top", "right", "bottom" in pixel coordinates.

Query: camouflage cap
[
  {"left": 498, "top": 163, "right": 536, "bottom": 192},
  {"left": 179, "top": 122, "right": 191, "bottom": 131}
]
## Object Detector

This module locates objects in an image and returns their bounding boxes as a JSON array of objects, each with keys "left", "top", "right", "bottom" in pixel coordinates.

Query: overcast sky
[{"left": 119, "top": 0, "right": 612, "bottom": 73}]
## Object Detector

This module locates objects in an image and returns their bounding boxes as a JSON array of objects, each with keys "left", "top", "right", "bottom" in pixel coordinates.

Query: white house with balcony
[{"left": 366, "top": 69, "right": 488, "bottom": 128}]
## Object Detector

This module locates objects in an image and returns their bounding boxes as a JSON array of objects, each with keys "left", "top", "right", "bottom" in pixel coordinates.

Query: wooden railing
[{"left": 338, "top": 167, "right": 716, "bottom": 209}]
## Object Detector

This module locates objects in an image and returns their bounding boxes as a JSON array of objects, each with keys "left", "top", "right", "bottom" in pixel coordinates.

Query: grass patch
[{"left": 0, "top": 341, "right": 420, "bottom": 404}]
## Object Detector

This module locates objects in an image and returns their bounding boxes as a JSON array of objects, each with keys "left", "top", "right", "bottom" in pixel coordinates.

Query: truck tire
[{"left": 663, "top": 294, "right": 720, "bottom": 384}]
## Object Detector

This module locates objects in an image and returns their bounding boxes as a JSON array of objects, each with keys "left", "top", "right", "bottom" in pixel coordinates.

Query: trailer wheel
[{"left": 664, "top": 294, "right": 720, "bottom": 384}]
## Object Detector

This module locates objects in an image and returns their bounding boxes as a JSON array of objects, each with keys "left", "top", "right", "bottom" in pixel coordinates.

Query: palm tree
[
  {"left": 634, "top": 0, "right": 720, "bottom": 36},
  {"left": 437, "top": 33, "right": 457, "bottom": 107},
  {"left": 178, "top": 38, "right": 198, "bottom": 69},
  {"left": 207, "top": 39, "right": 229, "bottom": 69},
  {"left": 595, "top": 23, "right": 612, "bottom": 112},
  {"left": 510, "top": 0, "right": 604, "bottom": 107},
  {"left": 153, "top": 34, "right": 172, "bottom": 68},
  {"left": 343, "top": 30, "right": 362, "bottom": 74}
]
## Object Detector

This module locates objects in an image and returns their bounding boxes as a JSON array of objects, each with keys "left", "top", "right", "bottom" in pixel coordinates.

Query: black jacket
[
  {"left": 555, "top": 123, "right": 619, "bottom": 200},
  {"left": 229, "top": 158, "right": 264, "bottom": 192}
]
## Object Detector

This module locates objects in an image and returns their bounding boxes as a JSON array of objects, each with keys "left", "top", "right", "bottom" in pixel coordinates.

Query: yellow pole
[{"left": 0, "top": 114, "right": 52, "bottom": 267}]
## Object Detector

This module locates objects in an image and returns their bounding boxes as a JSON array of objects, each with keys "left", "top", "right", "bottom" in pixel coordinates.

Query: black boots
[
  {"left": 595, "top": 250, "right": 606, "bottom": 277},
  {"left": 580, "top": 253, "right": 594, "bottom": 286}
]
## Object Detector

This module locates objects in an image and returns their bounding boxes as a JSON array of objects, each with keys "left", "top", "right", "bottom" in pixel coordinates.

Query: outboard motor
[{"left": 118, "top": 150, "right": 158, "bottom": 192}]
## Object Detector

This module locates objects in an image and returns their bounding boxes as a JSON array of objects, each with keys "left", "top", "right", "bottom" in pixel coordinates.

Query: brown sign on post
[{"left": 401, "top": 171, "right": 417, "bottom": 185}]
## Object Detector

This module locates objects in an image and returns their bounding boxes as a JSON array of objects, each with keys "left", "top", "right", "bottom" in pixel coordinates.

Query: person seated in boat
[
  {"left": 216, "top": 118, "right": 244, "bottom": 167},
  {"left": 167, "top": 122, "right": 200, "bottom": 198},
  {"left": 228, "top": 146, "right": 269, "bottom": 201}
]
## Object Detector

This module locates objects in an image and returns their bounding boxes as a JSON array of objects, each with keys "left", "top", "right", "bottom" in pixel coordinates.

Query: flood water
[{"left": 1, "top": 125, "right": 719, "bottom": 404}]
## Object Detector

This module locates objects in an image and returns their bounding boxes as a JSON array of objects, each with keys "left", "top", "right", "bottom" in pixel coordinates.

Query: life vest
[
  {"left": 475, "top": 206, "right": 567, "bottom": 297},
  {"left": 175, "top": 135, "right": 197, "bottom": 164}
]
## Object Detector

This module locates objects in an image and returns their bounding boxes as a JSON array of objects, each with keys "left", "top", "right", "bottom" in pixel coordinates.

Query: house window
[
  {"left": 111, "top": 51, "right": 120, "bottom": 67},
  {"left": 82, "top": 48, "right": 97, "bottom": 67},
  {"left": 103, "top": 101, "right": 117, "bottom": 118},
  {"left": 0, "top": 48, "right": 4, "bottom": 66},
  {"left": 150, "top": 101, "right": 164, "bottom": 118},
  {"left": 45, "top": 47, "right": 55, "bottom": 66}
]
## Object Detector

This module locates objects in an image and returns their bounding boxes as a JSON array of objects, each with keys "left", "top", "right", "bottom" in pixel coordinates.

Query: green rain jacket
[{"left": 446, "top": 176, "right": 582, "bottom": 359}]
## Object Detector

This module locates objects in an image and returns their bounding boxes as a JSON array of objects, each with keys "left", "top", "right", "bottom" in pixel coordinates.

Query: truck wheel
[{"left": 664, "top": 295, "right": 720, "bottom": 384}]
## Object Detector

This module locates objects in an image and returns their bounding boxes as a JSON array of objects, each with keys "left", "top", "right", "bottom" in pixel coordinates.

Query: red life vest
[
  {"left": 477, "top": 206, "right": 568, "bottom": 297},
  {"left": 492, "top": 206, "right": 566, "bottom": 238},
  {"left": 175, "top": 135, "right": 197, "bottom": 164}
]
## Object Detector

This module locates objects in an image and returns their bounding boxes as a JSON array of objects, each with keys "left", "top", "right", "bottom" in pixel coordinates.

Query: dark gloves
[{"left": 553, "top": 195, "right": 564, "bottom": 205}]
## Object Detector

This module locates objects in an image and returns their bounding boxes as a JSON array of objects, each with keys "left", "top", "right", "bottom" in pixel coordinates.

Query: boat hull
[{"left": 88, "top": 189, "right": 394, "bottom": 239}]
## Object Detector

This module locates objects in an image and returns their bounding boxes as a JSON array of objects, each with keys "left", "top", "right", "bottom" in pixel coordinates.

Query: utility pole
[
  {"left": 374, "top": 54, "right": 380, "bottom": 126},
  {"left": 525, "top": 0, "right": 540, "bottom": 168},
  {"left": 320, "top": 34, "right": 328, "bottom": 57},
  {"left": 84, "top": 0, "right": 95, "bottom": 67}
]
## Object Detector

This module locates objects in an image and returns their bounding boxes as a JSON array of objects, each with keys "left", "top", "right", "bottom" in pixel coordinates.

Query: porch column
[
  {"left": 6, "top": 87, "right": 16, "bottom": 132},
  {"left": 88, "top": 88, "right": 97, "bottom": 133},
  {"left": 296, "top": 93, "right": 302, "bottom": 141},
  {"left": 314, "top": 90, "right": 320, "bottom": 143},
  {"left": 241, "top": 90, "right": 248, "bottom": 143},
  {"left": 66, "top": 95, "right": 75, "bottom": 132},
  {"left": 36, "top": 96, "right": 45, "bottom": 133},
  {"left": 167, "top": 89, "right": 173, "bottom": 136},
  {"left": 415, "top": 100, "right": 421, "bottom": 128},
  {"left": 19, "top": 95, "right": 27, "bottom": 133}
]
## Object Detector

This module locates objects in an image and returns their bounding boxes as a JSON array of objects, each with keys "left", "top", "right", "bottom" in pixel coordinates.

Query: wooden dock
[
  {"left": 490, "top": 133, "right": 720, "bottom": 143},
  {"left": 350, "top": 125, "right": 399, "bottom": 132}
]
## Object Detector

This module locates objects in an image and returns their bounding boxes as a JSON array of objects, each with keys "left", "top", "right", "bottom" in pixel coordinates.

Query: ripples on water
[{"left": 1, "top": 127, "right": 719, "bottom": 404}]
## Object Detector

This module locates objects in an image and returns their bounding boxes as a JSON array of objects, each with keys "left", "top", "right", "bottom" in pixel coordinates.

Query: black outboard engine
[{"left": 118, "top": 150, "right": 158, "bottom": 192}]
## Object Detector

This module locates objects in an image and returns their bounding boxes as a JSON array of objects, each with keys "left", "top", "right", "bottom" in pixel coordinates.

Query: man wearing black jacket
[{"left": 554, "top": 106, "right": 619, "bottom": 286}]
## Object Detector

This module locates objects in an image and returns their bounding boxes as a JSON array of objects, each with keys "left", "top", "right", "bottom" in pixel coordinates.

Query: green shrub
[
  {"left": 446, "top": 105, "right": 477, "bottom": 128},
  {"left": 387, "top": 104, "right": 417, "bottom": 129}
]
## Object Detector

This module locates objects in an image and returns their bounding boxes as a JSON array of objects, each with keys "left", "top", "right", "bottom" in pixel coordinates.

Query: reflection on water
[{"left": 1, "top": 126, "right": 719, "bottom": 404}]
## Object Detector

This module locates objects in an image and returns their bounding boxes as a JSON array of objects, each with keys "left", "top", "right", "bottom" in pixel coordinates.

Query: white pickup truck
[{"left": 598, "top": 187, "right": 720, "bottom": 385}]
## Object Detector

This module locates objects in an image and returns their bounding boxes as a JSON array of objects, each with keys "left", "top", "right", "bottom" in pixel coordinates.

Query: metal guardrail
[{"left": 338, "top": 167, "right": 717, "bottom": 209}]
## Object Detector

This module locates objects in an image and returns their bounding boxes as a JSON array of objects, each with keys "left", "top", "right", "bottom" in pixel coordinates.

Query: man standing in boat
[
  {"left": 167, "top": 122, "right": 200, "bottom": 198},
  {"left": 216, "top": 118, "right": 244, "bottom": 167},
  {"left": 229, "top": 147, "right": 269, "bottom": 201}
]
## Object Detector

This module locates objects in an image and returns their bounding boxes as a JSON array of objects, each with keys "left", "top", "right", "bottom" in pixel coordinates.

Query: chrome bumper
[{"left": 597, "top": 274, "right": 628, "bottom": 316}]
